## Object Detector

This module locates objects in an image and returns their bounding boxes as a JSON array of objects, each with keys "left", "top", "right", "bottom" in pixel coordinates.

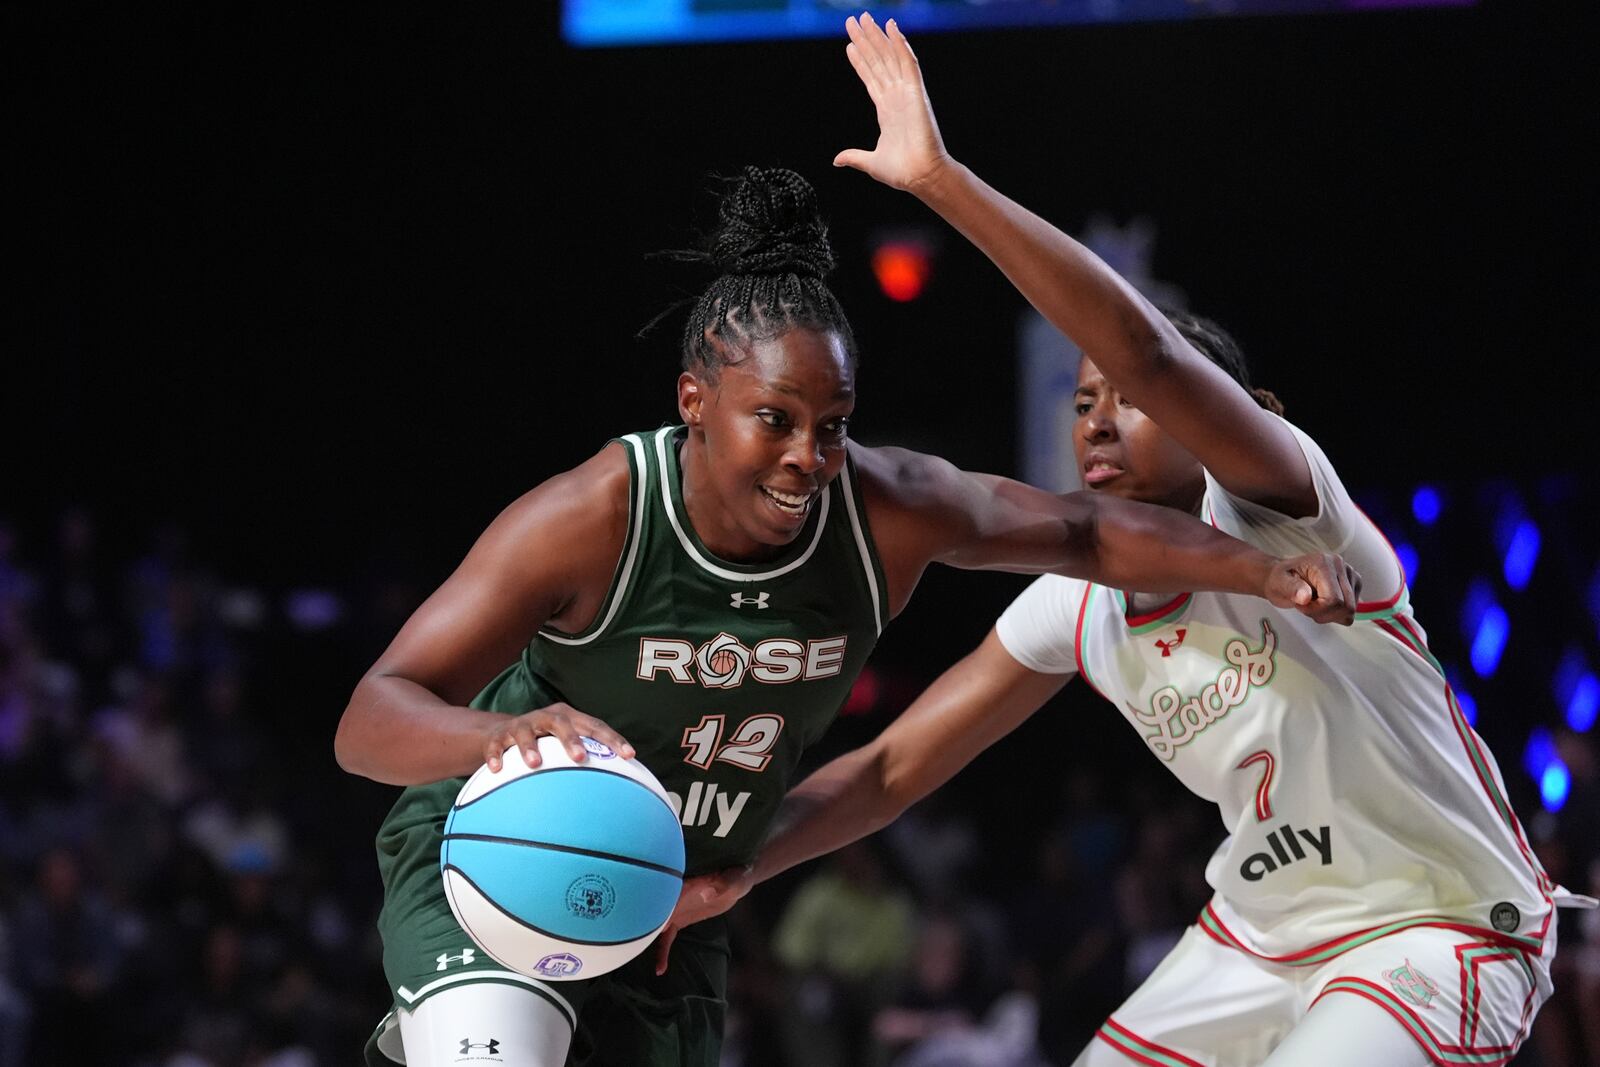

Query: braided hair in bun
[
  {"left": 1161, "top": 307, "right": 1286, "bottom": 417},
  {"left": 680, "top": 166, "right": 858, "bottom": 377}
]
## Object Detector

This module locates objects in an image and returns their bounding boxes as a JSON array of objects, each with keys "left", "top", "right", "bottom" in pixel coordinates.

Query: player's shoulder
[
  {"left": 846, "top": 440, "right": 979, "bottom": 550},
  {"left": 847, "top": 441, "right": 964, "bottom": 512},
  {"left": 1204, "top": 416, "right": 1341, "bottom": 521},
  {"left": 495, "top": 440, "right": 633, "bottom": 550},
  {"left": 1272, "top": 415, "right": 1337, "bottom": 467}
]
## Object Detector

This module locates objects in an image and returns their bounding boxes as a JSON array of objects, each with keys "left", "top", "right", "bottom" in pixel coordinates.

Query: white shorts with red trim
[{"left": 1079, "top": 921, "right": 1554, "bottom": 1067}]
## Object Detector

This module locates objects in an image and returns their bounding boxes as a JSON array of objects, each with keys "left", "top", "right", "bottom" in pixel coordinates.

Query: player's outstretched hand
[
  {"left": 1264, "top": 552, "right": 1361, "bottom": 626},
  {"left": 481, "top": 702, "right": 636, "bottom": 772},
  {"left": 652, "top": 865, "right": 754, "bottom": 975},
  {"left": 835, "top": 13, "right": 951, "bottom": 194}
]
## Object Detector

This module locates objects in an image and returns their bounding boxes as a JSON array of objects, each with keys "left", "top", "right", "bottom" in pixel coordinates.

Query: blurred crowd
[
  {"left": 0, "top": 511, "right": 377, "bottom": 1067},
  {"left": 1, "top": 508, "right": 1596, "bottom": 1066}
]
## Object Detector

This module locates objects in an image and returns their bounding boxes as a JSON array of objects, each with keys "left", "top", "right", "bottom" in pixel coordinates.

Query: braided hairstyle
[
  {"left": 679, "top": 166, "right": 858, "bottom": 378},
  {"left": 1161, "top": 307, "right": 1285, "bottom": 416}
]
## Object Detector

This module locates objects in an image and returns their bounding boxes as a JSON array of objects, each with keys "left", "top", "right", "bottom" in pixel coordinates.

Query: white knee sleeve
[{"left": 399, "top": 981, "right": 573, "bottom": 1067}]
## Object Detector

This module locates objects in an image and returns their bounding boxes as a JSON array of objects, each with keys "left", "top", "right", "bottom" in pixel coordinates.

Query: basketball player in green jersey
[{"left": 335, "top": 165, "right": 1361, "bottom": 1067}]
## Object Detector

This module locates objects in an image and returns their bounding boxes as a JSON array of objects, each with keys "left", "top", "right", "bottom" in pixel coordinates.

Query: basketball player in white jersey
[{"left": 655, "top": 15, "right": 1595, "bottom": 1066}]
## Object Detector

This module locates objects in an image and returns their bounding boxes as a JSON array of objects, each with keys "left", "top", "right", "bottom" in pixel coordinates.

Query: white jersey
[{"left": 996, "top": 420, "right": 1555, "bottom": 969}]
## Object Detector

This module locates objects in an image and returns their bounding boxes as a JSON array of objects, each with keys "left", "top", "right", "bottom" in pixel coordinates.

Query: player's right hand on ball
[
  {"left": 482, "top": 703, "right": 636, "bottom": 772},
  {"left": 1264, "top": 551, "right": 1361, "bottom": 626}
]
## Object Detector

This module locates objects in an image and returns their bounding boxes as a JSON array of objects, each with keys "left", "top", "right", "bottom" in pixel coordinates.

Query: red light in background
[
  {"left": 840, "top": 666, "right": 882, "bottom": 716},
  {"left": 872, "top": 241, "right": 932, "bottom": 302}
]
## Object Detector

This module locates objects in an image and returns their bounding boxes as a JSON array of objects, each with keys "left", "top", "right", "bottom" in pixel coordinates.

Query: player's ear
[{"left": 677, "top": 371, "right": 706, "bottom": 428}]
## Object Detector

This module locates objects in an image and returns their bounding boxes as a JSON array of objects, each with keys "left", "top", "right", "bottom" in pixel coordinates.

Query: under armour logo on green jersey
[
  {"left": 436, "top": 948, "right": 474, "bottom": 971},
  {"left": 730, "top": 591, "right": 770, "bottom": 608}
]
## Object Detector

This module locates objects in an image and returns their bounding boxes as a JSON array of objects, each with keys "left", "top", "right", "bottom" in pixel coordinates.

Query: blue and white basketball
[{"left": 441, "top": 735, "right": 685, "bottom": 982}]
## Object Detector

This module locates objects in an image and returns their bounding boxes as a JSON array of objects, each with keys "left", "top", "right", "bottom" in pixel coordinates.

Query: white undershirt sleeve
[{"left": 994, "top": 574, "right": 1088, "bottom": 677}]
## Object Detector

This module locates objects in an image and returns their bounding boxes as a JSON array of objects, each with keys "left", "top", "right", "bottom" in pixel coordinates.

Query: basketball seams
[
  {"left": 440, "top": 745, "right": 687, "bottom": 980},
  {"left": 440, "top": 833, "right": 685, "bottom": 878},
  {"left": 442, "top": 865, "right": 673, "bottom": 947},
  {"left": 453, "top": 764, "right": 678, "bottom": 825},
  {"left": 448, "top": 767, "right": 685, "bottom": 873}
]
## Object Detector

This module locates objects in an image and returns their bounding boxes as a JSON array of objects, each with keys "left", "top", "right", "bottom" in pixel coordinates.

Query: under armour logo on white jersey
[
  {"left": 730, "top": 591, "right": 770, "bottom": 609},
  {"left": 436, "top": 948, "right": 475, "bottom": 971}
]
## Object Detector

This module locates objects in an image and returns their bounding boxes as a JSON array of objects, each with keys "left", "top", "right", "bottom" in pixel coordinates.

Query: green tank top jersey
[{"left": 375, "top": 425, "right": 888, "bottom": 913}]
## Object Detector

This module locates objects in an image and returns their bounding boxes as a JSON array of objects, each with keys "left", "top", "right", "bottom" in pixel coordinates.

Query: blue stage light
[
  {"left": 1502, "top": 520, "right": 1540, "bottom": 591},
  {"left": 1470, "top": 604, "right": 1509, "bottom": 677},
  {"left": 1540, "top": 760, "right": 1570, "bottom": 813},
  {"left": 1523, "top": 726, "right": 1556, "bottom": 780},
  {"left": 1460, "top": 579, "right": 1493, "bottom": 641},
  {"left": 1555, "top": 647, "right": 1589, "bottom": 709},
  {"left": 1492, "top": 491, "right": 1524, "bottom": 552},
  {"left": 1411, "top": 486, "right": 1442, "bottom": 526},
  {"left": 1555, "top": 649, "right": 1583, "bottom": 693},
  {"left": 1568, "top": 675, "right": 1599, "bottom": 733},
  {"left": 1394, "top": 543, "right": 1419, "bottom": 586},
  {"left": 562, "top": 1, "right": 1485, "bottom": 47}
]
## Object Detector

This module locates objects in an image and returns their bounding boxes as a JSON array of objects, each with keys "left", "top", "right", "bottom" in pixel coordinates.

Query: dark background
[
  {"left": 5, "top": 3, "right": 1596, "bottom": 1064},
  {"left": 11, "top": 3, "right": 1590, "bottom": 576}
]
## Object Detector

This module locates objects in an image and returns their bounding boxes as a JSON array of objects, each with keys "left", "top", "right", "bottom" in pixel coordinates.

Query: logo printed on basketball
[
  {"left": 695, "top": 632, "right": 752, "bottom": 689},
  {"left": 580, "top": 736, "right": 615, "bottom": 759},
  {"left": 566, "top": 874, "right": 616, "bottom": 920},
  {"left": 534, "top": 952, "right": 584, "bottom": 978}
]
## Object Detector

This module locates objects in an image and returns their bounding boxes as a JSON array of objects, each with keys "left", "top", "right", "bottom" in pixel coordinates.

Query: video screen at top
[{"left": 564, "top": 1, "right": 1474, "bottom": 48}]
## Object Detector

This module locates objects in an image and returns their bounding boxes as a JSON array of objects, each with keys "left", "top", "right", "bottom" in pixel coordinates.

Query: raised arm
[
  {"left": 852, "top": 443, "right": 1357, "bottom": 625},
  {"left": 333, "top": 446, "right": 636, "bottom": 786},
  {"left": 837, "top": 13, "right": 1316, "bottom": 517}
]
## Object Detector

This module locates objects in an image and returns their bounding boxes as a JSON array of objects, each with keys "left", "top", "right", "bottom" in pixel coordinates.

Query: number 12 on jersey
[{"left": 682, "top": 714, "right": 785, "bottom": 771}]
